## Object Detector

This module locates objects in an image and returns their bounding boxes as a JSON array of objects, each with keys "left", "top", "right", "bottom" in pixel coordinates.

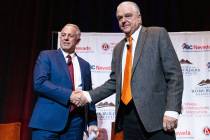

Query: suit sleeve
[
  {"left": 81, "top": 61, "right": 97, "bottom": 126},
  {"left": 87, "top": 103, "right": 97, "bottom": 126},
  {"left": 33, "top": 51, "right": 71, "bottom": 106},
  {"left": 159, "top": 27, "right": 183, "bottom": 113},
  {"left": 89, "top": 47, "right": 117, "bottom": 103}
]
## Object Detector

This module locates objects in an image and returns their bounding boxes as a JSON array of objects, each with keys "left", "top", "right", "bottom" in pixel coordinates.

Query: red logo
[
  {"left": 203, "top": 127, "right": 210, "bottom": 135},
  {"left": 101, "top": 43, "right": 110, "bottom": 51}
]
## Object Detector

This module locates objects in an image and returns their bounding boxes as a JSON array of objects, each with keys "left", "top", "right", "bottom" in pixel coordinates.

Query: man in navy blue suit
[{"left": 29, "top": 23, "right": 98, "bottom": 140}]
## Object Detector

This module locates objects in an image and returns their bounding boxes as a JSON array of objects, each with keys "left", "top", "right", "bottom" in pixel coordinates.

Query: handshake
[{"left": 70, "top": 90, "right": 90, "bottom": 107}]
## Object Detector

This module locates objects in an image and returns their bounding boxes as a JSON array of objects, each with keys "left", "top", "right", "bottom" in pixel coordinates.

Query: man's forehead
[
  {"left": 61, "top": 26, "right": 75, "bottom": 33},
  {"left": 117, "top": 6, "right": 138, "bottom": 15},
  {"left": 116, "top": 10, "right": 137, "bottom": 17}
]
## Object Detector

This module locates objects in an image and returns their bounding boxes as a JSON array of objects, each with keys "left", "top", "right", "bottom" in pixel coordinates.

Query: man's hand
[
  {"left": 88, "top": 125, "right": 99, "bottom": 138},
  {"left": 70, "top": 91, "right": 81, "bottom": 105},
  {"left": 70, "top": 90, "right": 89, "bottom": 107},
  {"left": 163, "top": 115, "right": 178, "bottom": 132}
]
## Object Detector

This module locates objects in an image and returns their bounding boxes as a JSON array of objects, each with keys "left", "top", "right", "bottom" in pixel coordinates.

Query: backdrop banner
[{"left": 57, "top": 31, "right": 210, "bottom": 140}]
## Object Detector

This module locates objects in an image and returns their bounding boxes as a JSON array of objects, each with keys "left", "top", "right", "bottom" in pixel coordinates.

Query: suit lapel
[
  {"left": 117, "top": 40, "right": 126, "bottom": 95},
  {"left": 131, "top": 27, "right": 147, "bottom": 76},
  {"left": 118, "top": 41, "right": 125, "bottom": 75},
  {"left": 77, "top": 55, "right": 85, "bottom": 90},
  {"left": 56, "top": 49, "right": 71, "bottom": 81}
]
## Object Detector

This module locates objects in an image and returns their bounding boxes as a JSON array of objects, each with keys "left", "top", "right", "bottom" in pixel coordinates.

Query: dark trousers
[
  {"left": 32, "top": 112, "right": 85, "bottom": 140},
  {"left": 120, "top": 101, "right": 176, "bottom": 140}
]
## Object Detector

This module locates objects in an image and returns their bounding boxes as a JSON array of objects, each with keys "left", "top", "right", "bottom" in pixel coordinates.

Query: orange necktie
[{"left": 121, "top": 36, "right": 133, "bottom": 105}]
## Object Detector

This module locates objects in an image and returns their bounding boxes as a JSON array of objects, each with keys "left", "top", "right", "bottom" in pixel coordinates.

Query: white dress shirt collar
[
  {"left": 60, "top": 48, "right": 76, "bottom": 63},
  {"left": 130, "top": 25, "right": 142, "bottom": 44}
]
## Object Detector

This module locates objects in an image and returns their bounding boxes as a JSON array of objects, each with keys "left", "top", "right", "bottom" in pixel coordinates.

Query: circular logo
[{"left": 101, "top": 43, "right": 110, "bottom": 51}]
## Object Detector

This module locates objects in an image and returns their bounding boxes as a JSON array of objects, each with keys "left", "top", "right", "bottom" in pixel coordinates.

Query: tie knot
[
  {"left": 127, "top": 36, "right": 132, "bottom": 50},
  {"left": 129, "top": 36, "right": 132, "bottom": 42},
  {"left": 67, "top": 55, "right": 72, "bottom": 65}
]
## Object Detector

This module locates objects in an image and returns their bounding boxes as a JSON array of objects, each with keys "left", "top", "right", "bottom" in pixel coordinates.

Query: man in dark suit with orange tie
[
  {"left": 73, "top": 1, "right": 183, "bottom": 140},
  {"left": 29, "top": 23, "right": 97, "bottom": 140}
]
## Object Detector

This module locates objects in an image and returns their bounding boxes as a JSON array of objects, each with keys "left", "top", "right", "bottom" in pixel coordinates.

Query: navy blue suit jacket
[{"left": 29, "top": 49, "right": 97, "bottom": 132}]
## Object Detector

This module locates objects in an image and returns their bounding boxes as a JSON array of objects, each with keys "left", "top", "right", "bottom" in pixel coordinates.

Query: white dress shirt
[{"left": 61, "top": 49, "right": 82, "bottom": 90}]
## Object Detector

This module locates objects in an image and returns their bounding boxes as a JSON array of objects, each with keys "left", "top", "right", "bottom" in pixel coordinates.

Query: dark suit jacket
[
  {"left": 29, "top": 49, "right": 97, "bottom": 132},
  {"left": 89, "top": 26, "right": 183, "bottom": 132}
]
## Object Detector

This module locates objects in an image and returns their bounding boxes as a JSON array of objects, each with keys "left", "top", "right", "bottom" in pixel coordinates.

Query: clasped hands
[{"left": 70, "top": 90, "right": 89, "bottom": 107}]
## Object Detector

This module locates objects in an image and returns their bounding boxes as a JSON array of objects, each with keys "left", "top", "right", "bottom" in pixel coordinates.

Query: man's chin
[
  {"left": 121, "top": 28, "right": 131, "bottom": 34},
  {"left": 123, "top": 31, "right": 131, "bottom": 35},
  {"left": 61, "top": 46, "right": 70, "bottom": 49},
  {"left": 60, "top": 47, "right": 69, "bottom": 51}
]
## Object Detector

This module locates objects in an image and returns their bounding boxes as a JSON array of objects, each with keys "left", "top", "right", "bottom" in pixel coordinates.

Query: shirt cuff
[
  {"left": 164, "top": 111, "right": 179, "bottom": 119},
  {"left": 83, "top": 91, "right": 92, "bottom": 103}
]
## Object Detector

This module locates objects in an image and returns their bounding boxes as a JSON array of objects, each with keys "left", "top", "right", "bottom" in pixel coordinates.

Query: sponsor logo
[
  {"left": 91, "top": 65, "right": 111, "bottom": 73},
  {"left": 100, "top": 42, "right": 116, "bottom": 54},
  {"left": 175, "top": 130, "right": 193, "bottom": 138},
  {"left": 182, "top": 42, "right": 210, "bottom": 52},
  {"left": 101, "top": 43, "right": 110, "bottom": 51},
  {"left": 191, "top": 79, "right": 210, "bottom": 97},
  {"left": 198, "top": 79, "right": 210, "bottom": 86},
  {"left": 207, "top": 62, "right": 210, "bottom": 68},
  {"left": 180, "top": 59, "right": 200, "bottom": 76},
  {"left": 96, "top": 108, "right": 115, "bottom": 120},
  {"left": 96, "top": 102, "right": 115, "bottom": 108},
  {"left": 180, "top": 59, "right": 193, "bottom": 64},
  {"left": 207, "top": 62, "right": 210, "bottom": 72},
  {"left": 75, "top": 46, "right": 94, "bottom": 53},
  {"left": 182, "top": 102, "right": 210, "bottom": 117},
  {"left": 203, "top": 127, "right": 210, "bottom": 136}
]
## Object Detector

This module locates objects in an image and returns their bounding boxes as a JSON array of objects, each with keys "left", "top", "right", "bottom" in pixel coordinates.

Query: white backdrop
[{"left": 57, "top": 31, "right": 210, "bottom": 140}]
